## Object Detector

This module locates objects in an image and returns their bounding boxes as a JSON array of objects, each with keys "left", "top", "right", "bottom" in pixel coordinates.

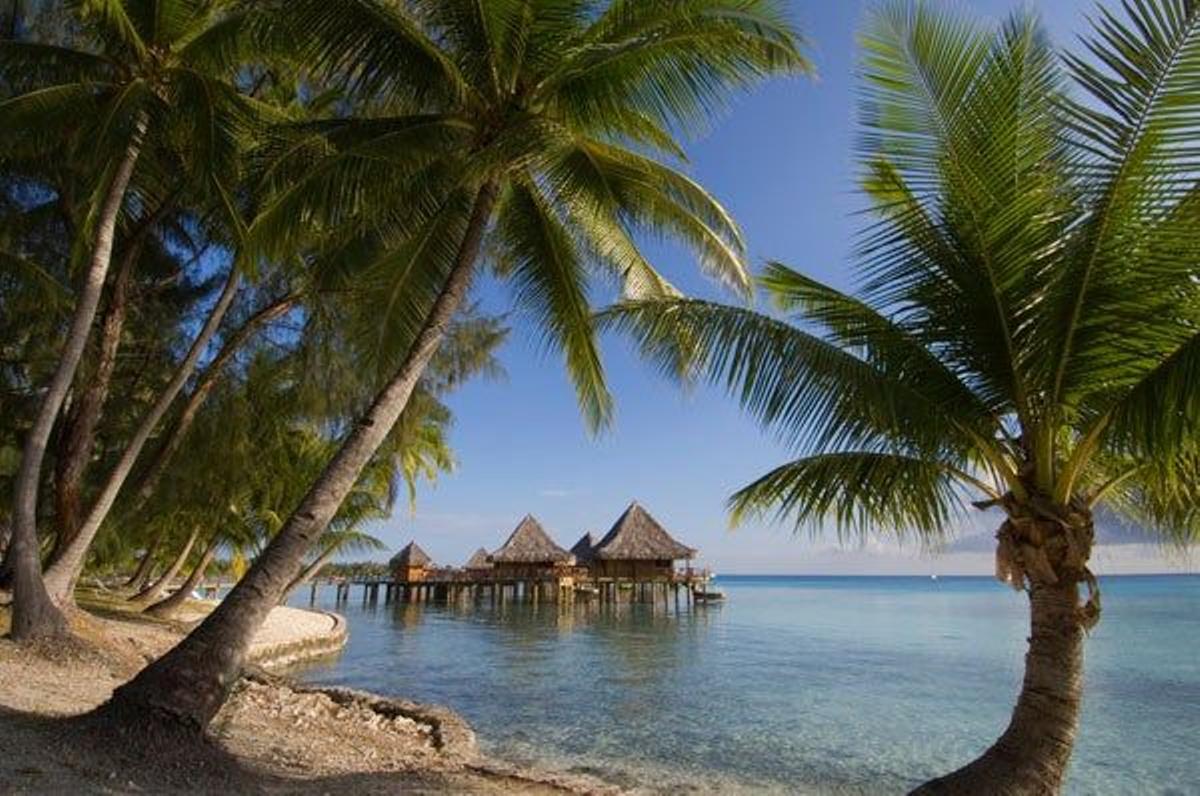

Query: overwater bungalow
[
  {"left": 570, "top": 532, "right": 597, "bottom": 566},
  {"left": 389, "top": 541, "right": 432, "bottom": 583},
  {"left": 489, "top": 515, "right": 575, "bottom": 578},
  {"left": 463, "top": 547, "right": 492, "bottom": 577},
  {"left": 588, "top": 502, "right": 697, "bottom": 580},
  {"left": 331, "top": 508, "right": 709, "bottom": 607}
]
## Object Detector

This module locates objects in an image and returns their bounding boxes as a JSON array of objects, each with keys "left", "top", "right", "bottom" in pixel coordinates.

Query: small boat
[
  {"left": 692, "top": 586, "right": 725, "bottom": 602},
  {"left": 575, "top": 584, "right": 600, "bottom": 596}
]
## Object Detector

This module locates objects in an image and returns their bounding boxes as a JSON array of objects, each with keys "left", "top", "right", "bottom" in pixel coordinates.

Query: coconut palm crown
[
  {"left": 246, "top": 0, "right": 811, "bottom": 427},
  {"left": 607, "top": 1, "right": 1199, "bottom": 791}
]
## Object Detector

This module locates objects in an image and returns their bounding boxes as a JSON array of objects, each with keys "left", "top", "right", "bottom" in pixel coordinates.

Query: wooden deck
[{"left": 312, "top": 567, "right": 715, "bottom": 607}]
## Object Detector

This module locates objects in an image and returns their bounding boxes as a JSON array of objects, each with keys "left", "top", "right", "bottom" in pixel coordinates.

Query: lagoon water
[{"left": 290, "top": 575, "right": 1199, "bottom": 794}]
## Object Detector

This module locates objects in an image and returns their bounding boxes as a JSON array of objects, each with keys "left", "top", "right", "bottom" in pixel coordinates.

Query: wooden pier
[
  {"left": 313, "top": 566, "right": 713, "bottom": 609},
  {"left": 316, "top": 503, "right": 718, "bottom": 611}
]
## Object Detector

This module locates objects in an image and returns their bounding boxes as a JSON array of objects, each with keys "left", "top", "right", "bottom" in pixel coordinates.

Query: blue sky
[{"left": 367, "top": 0, "right": 1195, "bottom": 575}]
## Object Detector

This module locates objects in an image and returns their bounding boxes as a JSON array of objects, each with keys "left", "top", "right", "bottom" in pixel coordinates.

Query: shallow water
[{"left": 289, "top": 575, "right": 1200, "bottom": 794}]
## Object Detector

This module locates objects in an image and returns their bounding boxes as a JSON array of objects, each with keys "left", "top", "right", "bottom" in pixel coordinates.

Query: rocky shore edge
[{"left": 1, "top": 599, "right": 620, "bottom": 794}]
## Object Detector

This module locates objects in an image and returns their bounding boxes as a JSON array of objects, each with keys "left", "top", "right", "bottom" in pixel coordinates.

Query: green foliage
[
  {"left": 2, "top": 1, "right": 806, "bottom": 584},
  {"left": 245, "top": 0, "right": 810, "bottom": 430},
  {"left": 606, "top": 0, "right": 1200, "bottom": 546}
]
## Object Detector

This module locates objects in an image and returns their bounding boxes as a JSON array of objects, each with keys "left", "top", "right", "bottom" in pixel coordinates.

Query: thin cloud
[{"left": 538, "top": 488, "right": 574, "bottom": 498}]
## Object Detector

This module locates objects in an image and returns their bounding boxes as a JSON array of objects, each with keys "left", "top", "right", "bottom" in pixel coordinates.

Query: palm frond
[
  {"left": 346, "top": 188, "right": 477, "bottom": 374},
  {"left": 1097, "top": 451, "right": 1200, "bottom": 546},
  {"left": 499, "top": 178, "right": 612, "bottom": 431},
  {"left": 541, "top": 0, "right": 810, "bottom": 131},
  {"left": 761, "top": 261, "right": 999, "bottom": 437},
  {"left": 543, "top": 145, "right": 681, "bottom": 300},
  {"left": 0, "top": 40, "right": 116, "bottom": 90},
  {"left": 247, "top": 117, "right": 471, "bottom": 260},
  {"left": 0, "top": 82, "right": 111, "bottom": 158},
  {"left": 728, "top": 451, "right": 971, "bottom": 543},
  {"left": 1102, "top": 330, "right": 1200, "bottom": 458},
  {"left": 574, "top": 140, "right": 750, "bottom": 296},
  {"left": 248, "top": 0, "right": 467, "bottom": 107},
  {"left": 1048, "top": 0, "right": 1200, "bottom": 406},
  {"left": 859, "top": 5, "right": 1071, "bottom": 436},
  {"left": 600, "top": 298, "right": 993, "bottom": 463},
  {"left": 76, "top": 0, "right": 149, "bottom": 61}
]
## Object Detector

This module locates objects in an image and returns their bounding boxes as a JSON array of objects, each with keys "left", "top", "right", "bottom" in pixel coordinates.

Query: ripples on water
[{"left": 289, "top": 575, "right": 1200, "bottom": 794}]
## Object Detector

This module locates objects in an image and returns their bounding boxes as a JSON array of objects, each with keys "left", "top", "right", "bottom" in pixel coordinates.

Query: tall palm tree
[
  {"left": 104, "top": 0, "right": 809, "bottom": 731},
  {"left": 607, "top": 1, "right": 1200, "bottom": 792},
  {"left": 1, "top": 0, "right": 266, "bottom": 639}
]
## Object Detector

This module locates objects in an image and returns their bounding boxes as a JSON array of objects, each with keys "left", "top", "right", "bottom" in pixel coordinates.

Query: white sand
[{"left": 251, "top": 604, "right": 339, "bottom": 650}]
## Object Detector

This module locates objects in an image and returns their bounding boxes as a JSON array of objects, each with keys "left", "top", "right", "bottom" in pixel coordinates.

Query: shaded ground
[{"left": 0, "top": 594, "right": 616, "bottom": 795}]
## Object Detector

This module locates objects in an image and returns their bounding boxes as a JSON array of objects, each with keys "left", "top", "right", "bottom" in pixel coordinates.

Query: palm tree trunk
[
  {"left": 123, "top": 293, "right": 298, "bottom": 519},
  {"left": 127, "top": 528, "right": 200, "bottom": 609},
  {"left": 0, "top": 519, "right": 11, "bottom": 591},
  {"left": 146, "top": 535, "right": 219, "bottom": 618},
  {"left": 124, "top": 529, "right": 165, "bottom": 590},
  {"left": 913, "top": 578, "right": 1084, "bottom": 795},
  {"left": 104, "top": 181, "right": 498, "bottom": 731},
  {"left": 42, "top": 266, "right": 241, "bottom": 605},
  {"left": 50, "top": 240, "right": 139, "bottom": 564},
  {"left": 280, "top": 546, "right": 336, "bottom": 604},
  {"left": 9, "top": 122, "right": 145, "bottom": 641}
]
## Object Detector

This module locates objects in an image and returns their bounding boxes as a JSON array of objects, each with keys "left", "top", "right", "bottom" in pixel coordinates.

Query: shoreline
[{"left": 0, "top": 595, "right": 618, "bottom": 794}]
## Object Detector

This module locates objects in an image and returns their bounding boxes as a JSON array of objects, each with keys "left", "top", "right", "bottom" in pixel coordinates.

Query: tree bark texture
[
  {"left": 43, "top": 267, "right": 241, "bottom": 604},
  {"left": 146, "top": 534, "right": 219, "bottom": 618},
  {"left": 913, "top": 505, "right": 1094, "bottom": 795},
  {"left": 10, "top": 122, "right": 145, "bottom": 641},
  {"left": 124, "top": 528, "right": 165, "bottom": 590},
  {"left": 104, "top": 182, "right": 498, "bottom": 730},
  {"left": 127, "top": 528, "right": 200, "bottom": 609},
  {"left": 50, "top": 240, "right": 139, "bottom": 564}
]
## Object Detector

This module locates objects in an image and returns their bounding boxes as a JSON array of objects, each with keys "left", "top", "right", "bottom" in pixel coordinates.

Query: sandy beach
[{"left": 0, "top": 596, "right": 614, "bottom": 794}]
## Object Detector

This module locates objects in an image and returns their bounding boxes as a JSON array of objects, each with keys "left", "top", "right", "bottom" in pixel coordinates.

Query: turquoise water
[{"left": 289, "top": 575, "right": 1199, "bottom": 793}]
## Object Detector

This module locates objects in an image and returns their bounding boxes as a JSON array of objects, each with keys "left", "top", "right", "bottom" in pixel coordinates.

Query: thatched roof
[
  {"left": 592, "top": 502, "right": 696, "bottom": 561},
  {"left": 464, "top": 547, "right": 492, "bottom": 570},
  {"left": 389, "top": 541, "right": 432, "bottom": 568},
  {"left": 570, "top": 533, "right": 597, "bottom": 564},
  {"left": 490, "top": 515, "right": 573, "bottom": 564}
]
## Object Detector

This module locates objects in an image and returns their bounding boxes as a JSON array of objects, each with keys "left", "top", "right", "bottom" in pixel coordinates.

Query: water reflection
[{"left": 290, "top": 577, "right": 1200, "bottom": 794}]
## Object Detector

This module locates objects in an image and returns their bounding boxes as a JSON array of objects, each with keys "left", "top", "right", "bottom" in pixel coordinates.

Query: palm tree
[
  {"left": 1, "top": 0, "right": 266, "bottom": 639},
  {"left": 103, "top": 0, "right": 809, "bottom": 730},
  {"left": 606, "top": 1, "right": 1200, "bottom": 792}
]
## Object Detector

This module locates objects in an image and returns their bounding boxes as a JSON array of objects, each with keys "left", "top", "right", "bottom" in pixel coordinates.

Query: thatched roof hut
[
  {"left": 389, "top": 541, "right": 432, "bottom": 582},
  {"left": 389, "top": 541, "right": 432, "bottom": 568},
  {"left": 589, "top": 503, "right": 695, "bottom": 577},
  {"left": 491, "top": 515, "right": 573, "bottom": 565},
  {"left": 570, "top": 532, "right": 597, "bottom": 564},
  {"left": 464, "top": 547, "right": 492, "bottom": 571}
]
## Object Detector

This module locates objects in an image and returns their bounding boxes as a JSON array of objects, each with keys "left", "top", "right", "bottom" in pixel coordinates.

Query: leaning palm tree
[
  {"left": 607, "top": 1, "right": 1199, "bottom": 792},
  {"left": 1, "top": 0, "right": 266, "bottom": 639},
  {"left": 104, "top": 0, "right": 809, "bottom": 731}
]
